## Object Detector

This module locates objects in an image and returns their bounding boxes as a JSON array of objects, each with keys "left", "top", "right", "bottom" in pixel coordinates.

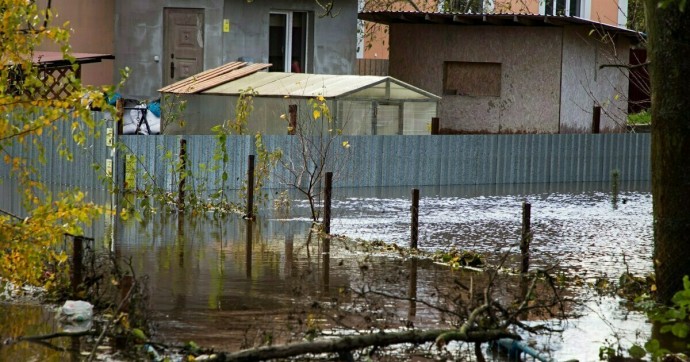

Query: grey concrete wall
[
  {"left": 559, "top": 26, "right": 630, "bottom": 133},
  {"left": 115, "top": 0, "right": 224, "bottom": 99},
  {"left": 388, "top": 24, "right": 562, "bottom": 134},
  {"left": 223, "top": 0, "right": 357, "bottom": 75},
  {"left": 115, "top": 0, "right": 357, "bottom": 99}
]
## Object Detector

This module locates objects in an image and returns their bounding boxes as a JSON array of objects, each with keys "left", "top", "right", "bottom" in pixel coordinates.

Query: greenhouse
[{"left": 160, "top": 62, "right": 439, "bottom": 135}]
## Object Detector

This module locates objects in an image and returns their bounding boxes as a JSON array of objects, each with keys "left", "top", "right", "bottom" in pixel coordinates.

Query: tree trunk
[
  {"left": 645, "top": 0, "right": 690, "bottom": 303},
  {"left": 222, "top": 328, "right": 517, "bottom": 361}
]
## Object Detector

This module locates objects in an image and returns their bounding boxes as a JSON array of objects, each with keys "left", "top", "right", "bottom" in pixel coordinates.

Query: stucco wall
[
  {"left": 223, "top": 0, "right": 357, "bottom": 75},
  {"left": 388, "top": 24, "right": 562, "bottom": 134},
  {"left": 559, "top": 26, "right": 629, "bottom": 133},
  {"left": 115, "top": 0, "right": 356, "bottom": 99}
]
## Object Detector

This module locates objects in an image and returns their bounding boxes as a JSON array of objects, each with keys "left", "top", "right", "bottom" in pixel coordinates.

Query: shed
[
  {"left": 159, "top": 62, "right": 439, "bottom": 135},
  {"left": 359, "top": 11, "right": 640, "bottom": 134}
]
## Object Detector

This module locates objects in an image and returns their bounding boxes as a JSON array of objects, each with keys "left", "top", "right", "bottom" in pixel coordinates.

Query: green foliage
[
  {"left": 628, "top": 110, "right": 651, "bottom": 125},
  {"left": 160, "top": 93, "right": 187, "bottom": 132},
  {"left": 435, "top": 249, "right": 485, "bottom": 269},
  {"left": 0, "top": 0, "right": 117, "bottom": 290}
]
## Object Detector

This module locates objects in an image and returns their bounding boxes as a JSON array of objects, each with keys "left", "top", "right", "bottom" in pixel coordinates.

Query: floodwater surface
[{"left": 0, "top": 181, "right": 653, "bottom": 361}]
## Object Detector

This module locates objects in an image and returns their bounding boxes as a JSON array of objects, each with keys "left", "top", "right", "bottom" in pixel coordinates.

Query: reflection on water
[
  {"left": 0, "top": 303, "right": 78, "bottom": 361},
  {"left": 0, "top": 181, "right": 653, "bottom": 360}
]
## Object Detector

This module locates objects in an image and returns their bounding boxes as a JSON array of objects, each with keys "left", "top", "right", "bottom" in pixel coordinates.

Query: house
[
  {"left": 358, "top": 0, "right": 629, "bottom": 60},
  {"left": 359, "top": 11, "right": 639, "bottom": 134},
  {"left": 113, "top": 0, "right": 358, "bottom": 99},
  {"left": 159, "top": 62, "right": 440, "bottom": 135}
]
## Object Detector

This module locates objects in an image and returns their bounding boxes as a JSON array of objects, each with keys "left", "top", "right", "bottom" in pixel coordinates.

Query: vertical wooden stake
[
  {"left": 411, "top": 188, "right": 419, "bottom": 249},
  {"left": 592, "top": 105, "right": 601, "bottom": 134},
  {"left": 288, "top": 104, "right": 297, "bottom": 135},
  {"left": 246, "top": 155, "right": 255, "bottom": 219},
  {"left": 72, "top": 236, "right": 84, "bottom": 298},
  {"left": 322, "top": 172, "right": 333, "bottom": 292},
  {"left": 520, "top": 201, "right": 532, "bottom": 274},
  {"left": 178, "top": 139, "right": 187, "bottom": 209},
  {"left": 323, "top": 172, "right": 333, "bottom": 235},
  {"left": 431, "top": 117, "right": 440, "bottom": 135}
]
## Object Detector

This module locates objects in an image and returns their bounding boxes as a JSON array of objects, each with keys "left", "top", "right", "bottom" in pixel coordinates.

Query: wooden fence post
[
  {"left": 411, "top": 189, "right": 419, "bottom": 249},
  {"left": 323, "top": 172, "right": 333, "bottom": 235},
  {"left": 246, "top": 155, "right": 255, "bottom": 219},
  {"left": 72, "top": 236, "right": 84, "bottom": 298},
  {"left": 520, "top": 201, "right": 532, "bottom": 274},
  {"left": 431, "top": 117, "right": 440, "bottom": 135},
  {"left": 288, "top": 105, "right": 297, "bottom": 135},
  {"left": 178, "top": 139, "right": 187, "bottom": 208},
  {"left": 592, "top": 105, "right": 601, "bottom": 134}
]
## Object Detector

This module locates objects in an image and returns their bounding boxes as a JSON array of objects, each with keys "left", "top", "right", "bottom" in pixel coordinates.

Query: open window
[
  {"left": 269, "top": 11, "right": 310, "bottom": 73},
  {"left": 443, "top": 61, "right": 502, "bottom": 97}
]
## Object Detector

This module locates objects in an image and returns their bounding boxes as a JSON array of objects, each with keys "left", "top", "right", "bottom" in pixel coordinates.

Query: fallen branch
[{"left": 223, "top": 328, "right": 519, "bottom": 361}]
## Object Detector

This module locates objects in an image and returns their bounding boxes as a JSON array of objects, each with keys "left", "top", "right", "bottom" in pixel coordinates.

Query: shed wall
[
  {"left": 559, "top": 26, "right": 629, "bottom": 133},
  {"left": 388, "top": 24, "right": 562, "bottom": 134}
]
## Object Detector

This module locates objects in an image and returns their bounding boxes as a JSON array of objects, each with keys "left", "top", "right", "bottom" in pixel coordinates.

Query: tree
[
  {"left": 275, "top": 96, "right": 349, "bottom": 222},
  {"left": 0, "top": 0, "right": 111, "bottom": 289},
  {"left": 645, "top": 0, "right": 690, "bottom": 302}
]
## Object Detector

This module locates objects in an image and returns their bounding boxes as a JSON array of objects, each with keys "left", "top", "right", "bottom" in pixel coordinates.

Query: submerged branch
[{"left": 223, "top": 327, "right": 518, "bottom": 361}]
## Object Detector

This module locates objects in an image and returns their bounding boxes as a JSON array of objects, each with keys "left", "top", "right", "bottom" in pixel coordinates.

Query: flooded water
[{"left": 0, "top": 181, "right": 653, "bottom": 361}]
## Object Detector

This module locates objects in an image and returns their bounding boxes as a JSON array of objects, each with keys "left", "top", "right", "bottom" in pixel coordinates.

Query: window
[
  {"left": 269, "top": 12, "right": 309, "bottom": 73},
  {"left": 446, "top": 0, "right": 484, "bottom": 13},
  {"left": 544, "top": 0, "right": 581, "bottom": 16},
  {"left": 443, "top": 62, "right": 501, "bottom": 97}
]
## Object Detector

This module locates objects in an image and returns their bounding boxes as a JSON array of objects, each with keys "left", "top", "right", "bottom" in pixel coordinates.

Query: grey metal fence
[
  {"left": 119, "top": 133, "right": 650, "bottom": 191},
  {"left": 0, "top": 111, "right": 650, "bottom": 191}
]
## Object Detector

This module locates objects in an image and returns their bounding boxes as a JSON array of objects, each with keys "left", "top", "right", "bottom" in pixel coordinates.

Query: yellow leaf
[
  {"left": 317, "top": 95, "right": 325, "bottom": 102},
  {"left": 313, "top": 110, "right": 321, "bottom": 119}
]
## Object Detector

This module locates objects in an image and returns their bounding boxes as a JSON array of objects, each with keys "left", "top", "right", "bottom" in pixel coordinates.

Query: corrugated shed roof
[
  {"left": 203, "top": 72, "right": 440, "bottom": 101},
  {"left": 159, "top": 62, "right": 272, "bottom": 94},
  {"left": 358, "top": 11, "right": 640, "bottom": 38}
]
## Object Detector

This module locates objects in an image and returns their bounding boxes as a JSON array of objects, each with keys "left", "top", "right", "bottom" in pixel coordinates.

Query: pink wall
[{"left": 36, "top": 0, "right": 115, "bottom": 86}]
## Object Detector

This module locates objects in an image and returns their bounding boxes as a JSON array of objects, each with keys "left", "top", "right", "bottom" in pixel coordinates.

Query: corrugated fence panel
[{"left": 3, "top": 119, "right": 651, "bottom": 191}]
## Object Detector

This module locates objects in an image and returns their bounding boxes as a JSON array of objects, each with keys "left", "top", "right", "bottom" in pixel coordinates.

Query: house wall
[
  {"left": 223, "top": 0, "right": 357, "bottom": 75},
  {"left": 559, "top": 26, "right": 629, "bottom": 133},
  {"left": 36, "top": 0, "right": 115, "bottom": 86},
  {"left": 115, "top": 0, "right": 357, "bottom": 99},
  {"left": 388, "top": 24, "right": 562, "bottom": 134},
  {"left": 590, "top": 0, "right": 622, "bottom": 25}
]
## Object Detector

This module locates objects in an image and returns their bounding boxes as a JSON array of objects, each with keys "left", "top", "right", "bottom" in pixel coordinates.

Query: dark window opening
[{"left": 269, "top": 12, "right": 308, "bottom": 73}]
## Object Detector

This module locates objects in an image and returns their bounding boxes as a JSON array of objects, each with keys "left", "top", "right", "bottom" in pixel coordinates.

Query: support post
[
  {"left": 520, "top": 201, "right": 532, "bottom": 274},
  {"left": 323, "top": 172, "right": 333, "bottom": 235},
  {"left": 592, "top": 105, "right": 601, "bottom": 134},
  {"left": 72, "top": 236, "right": 84, "bottom": 298},
  {"left": 246, "top": 155, "right": 255, "bottom": 219},
  {"left": 178, "top": 139, "right": 187, "bottom": 209},
  {"left": 431, "top": 117, "right": 440, "bottom": 135},
  {"left": 323, "top": 172, "right": 333, "bottom": 292},
  {"left": 411, "top": 188, "right": 419, "bottom": 249},
  {"left": 288, "top": 104, "right": 297, "bottom": 135}
]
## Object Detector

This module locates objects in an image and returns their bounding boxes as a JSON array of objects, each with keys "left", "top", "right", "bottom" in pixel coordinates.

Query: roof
[
  {"left": 202, "top": 72, "right": 440, "bottom": 101},
  {"left": 358, "top": 11, "right": 640, "bottom": 38},
  {"left": 159, "top": 62, "right": 272, "bottom": 94},
  {"left": 33, "top": 51, "right": 114, "bottom": 66}
]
